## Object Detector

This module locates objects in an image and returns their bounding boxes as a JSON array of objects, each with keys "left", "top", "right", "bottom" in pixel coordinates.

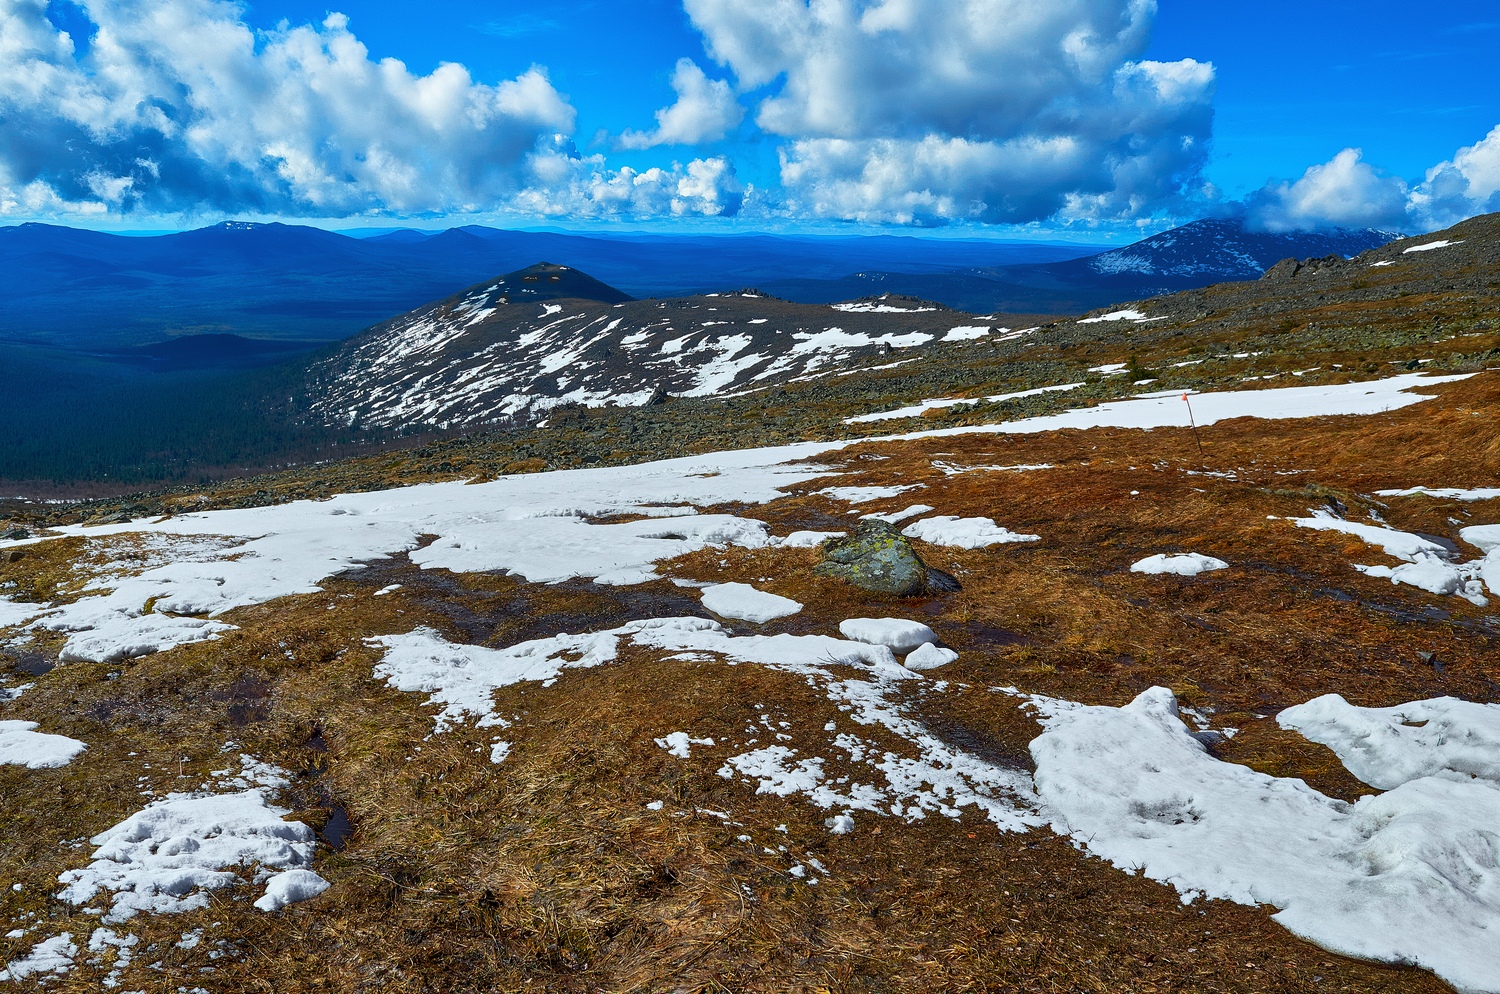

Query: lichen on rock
[{"left": 814, "top": 519, "right": 928, "bottom": 596}]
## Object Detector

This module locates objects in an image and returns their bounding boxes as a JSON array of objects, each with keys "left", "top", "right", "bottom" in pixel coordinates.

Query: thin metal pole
[{"left": 1182, "top": 392, "right": 1204, "bottom": 457}]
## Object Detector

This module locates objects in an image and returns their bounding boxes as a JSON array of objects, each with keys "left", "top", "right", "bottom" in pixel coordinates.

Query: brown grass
[{"left": 3, "top": 374, "right": 1498, "bottom": 992}]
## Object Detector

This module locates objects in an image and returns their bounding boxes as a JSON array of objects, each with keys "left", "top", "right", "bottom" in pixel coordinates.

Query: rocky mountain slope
[
  {"left": 1078, "top": 217, "right": 1397, "bottom": 280},
  {"left": 753, "top": 218, "right": 1400, "bottom": 314},
  {"left": 981, "top": 217, "right": 1399, "bottom": 301},
  {"left": 306, "top": 263, "right": 1034, "bottom": 432}
]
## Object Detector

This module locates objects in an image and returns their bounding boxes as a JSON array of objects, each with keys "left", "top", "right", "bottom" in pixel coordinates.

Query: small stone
[
  {"left": 4, "top": 550, "right": 23, "bottom": 563},
  {"left": 924, "top": 567, "right": 962, "bottom": 592},
  {"left": 814, "top": 519, "right": 927, "bottom": 596}
]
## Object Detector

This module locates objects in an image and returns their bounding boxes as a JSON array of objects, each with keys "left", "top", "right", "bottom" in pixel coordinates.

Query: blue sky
[{"left": 4, "top": 0, "right": 1498, "bottom": 239}]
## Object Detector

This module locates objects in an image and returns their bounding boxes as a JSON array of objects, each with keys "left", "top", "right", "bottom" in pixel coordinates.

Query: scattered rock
[
  {"left": 0, "top": 527, "right": 28, "bottom": 541},
  {"left": 644, "top": 385, "right": 670, "bottom": 406},
  {"left": 814, "top": 520, "right": 928, "bottom": 596}
]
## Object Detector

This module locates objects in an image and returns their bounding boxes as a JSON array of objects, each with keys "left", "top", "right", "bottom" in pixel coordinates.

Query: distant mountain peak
[
  {"left": 455, "top": 262, "right": 634, "bottom": 310},
  {"left": 1084, "top": 217, "right": 1398, "bottom": 280}
]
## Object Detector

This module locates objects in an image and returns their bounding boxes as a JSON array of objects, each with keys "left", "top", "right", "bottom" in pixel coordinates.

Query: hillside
[
  {"left": 713, "top": 219, "right": 1399, "bottom": 316},
  {"left": 1, "top": 215, "right": 1498, "bottom": 993},
  {"left": 306, "top": 263, "right": 1046, "bottom": 433}
]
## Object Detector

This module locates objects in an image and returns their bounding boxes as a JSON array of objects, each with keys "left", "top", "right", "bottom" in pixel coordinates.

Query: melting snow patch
[
  {"left": 773, "top": 530, "right": 844, "bottom": 548},
  {"left": 0, "top": 720, "right": 87, "bottom": 768},
  {"left": 941, "top": 325, "right": 989, "bottom": 341},
  {"left": 860, "top": 504, "right": 934, "bottom": 524},
  {"left": 831, "top": 302, "right": 936, "bottom": 314},
  {"left": 53, "top": 758, "right": 326, "bottom": 922},
  {"left": 1130, "top": 553, "right": 1228, "bottom": 576},
  {"left": 902, "top": 516, "right": 1040, "bottom": 549},
  {"left": 253, "top": 869, "right": 331, "bottom": 912},
  {"left": 838, "top": 618, "right": 937, "bottom": 653},
  {"left": 700, "top": 583, "right": 802, "bottom": 623},
  {"left": 1292, "top": 511, "right": 1490, "bottom": 604},
  {"left": 1402, "top": 239, "right": 1461, "bottom": 253},
  {"left": 374, "top": 621, "right": 1037, "bottom": 831},
  {"left": 0, "top": 597, "right": 46, "bottom": 630},
  {"left": 1078, "top": 310, "right": 1161, "bottom": 324},
  {"left": 655, "top": 732, "right": 715, "bottom": 758},
  {"left": 818, "top": 484, "right": 924, "bottom": 504},
  {"left": 931, "top": 461, "right": 1052, "bottom": 476},
  {"left": 844, "top": 382, "right": 1082, "bottom": 425},
  {"left": 1030, "top": 686, "right": 1500, "bottom": 994},
  {"left": 1377, "top": 486, "right": 1500, "bottom": 501},
  {"left": 1278, "top": 694, "right": 1500, "bottom": 790},
  {"left": 0, "top": 933, "right": 77, "bottom": 981},
  {"left": 904, "top": 643, "right": 957, "bottom": 671}
]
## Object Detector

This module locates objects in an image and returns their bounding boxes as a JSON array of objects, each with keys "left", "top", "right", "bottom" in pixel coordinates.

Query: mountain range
[{"left": 0, "top": 218, "right": 1397, "bottom": 353}]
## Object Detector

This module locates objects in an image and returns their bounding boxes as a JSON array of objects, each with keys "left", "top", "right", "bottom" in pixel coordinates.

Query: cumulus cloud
[
  {"left": 0, "top": 0, "right": 576, "bottom": 217},
  {"left": 1244, "top": 127, "right": 1500, "bottom": 234},
  {"left": 515, "top": 138, "right": 744, "bottom": 218},
  {"left": 617, "top": 58, "right": 744, "bottom": 149},
  {"left": 1244, "top": 148, "right": 1409, "bottom": 233},
  {"left": 1410, "top": 124, "right": 1500, "bottom": 229},
  {"left": 684, "top": 0, "right": 1216, "bottom": 224}
]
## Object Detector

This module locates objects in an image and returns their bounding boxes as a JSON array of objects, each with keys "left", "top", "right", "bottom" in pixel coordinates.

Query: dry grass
[{"left": 3, "top": 374, "right": 1498, "bottom": 992}]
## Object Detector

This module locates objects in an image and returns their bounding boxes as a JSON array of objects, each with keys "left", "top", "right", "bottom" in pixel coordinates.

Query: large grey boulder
[{"left": 814, "top": 520, "right": 928, "bottom": 596}]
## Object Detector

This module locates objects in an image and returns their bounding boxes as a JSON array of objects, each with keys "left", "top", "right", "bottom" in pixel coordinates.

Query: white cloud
[
  {"left": 1409, "top": 124, "right": 1500, "bottom": 229},
  {"left": 1245, "top": 148, "right": 1410, "bottom": 233},
  {"left": 1245, "top": 127, "right": 1500, "bottom": 234},
  {"left": 516, "top": 139, "right": 745, "bottom": 218},
  {"left": 618, "top": 58, "right": 744, "bottom": 149},
  {"left": 0, "top": 0, "right": 578, "bottom": 217},
  {"left": 684, "top": 0, "right": 1215, "bottom": 224}
]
